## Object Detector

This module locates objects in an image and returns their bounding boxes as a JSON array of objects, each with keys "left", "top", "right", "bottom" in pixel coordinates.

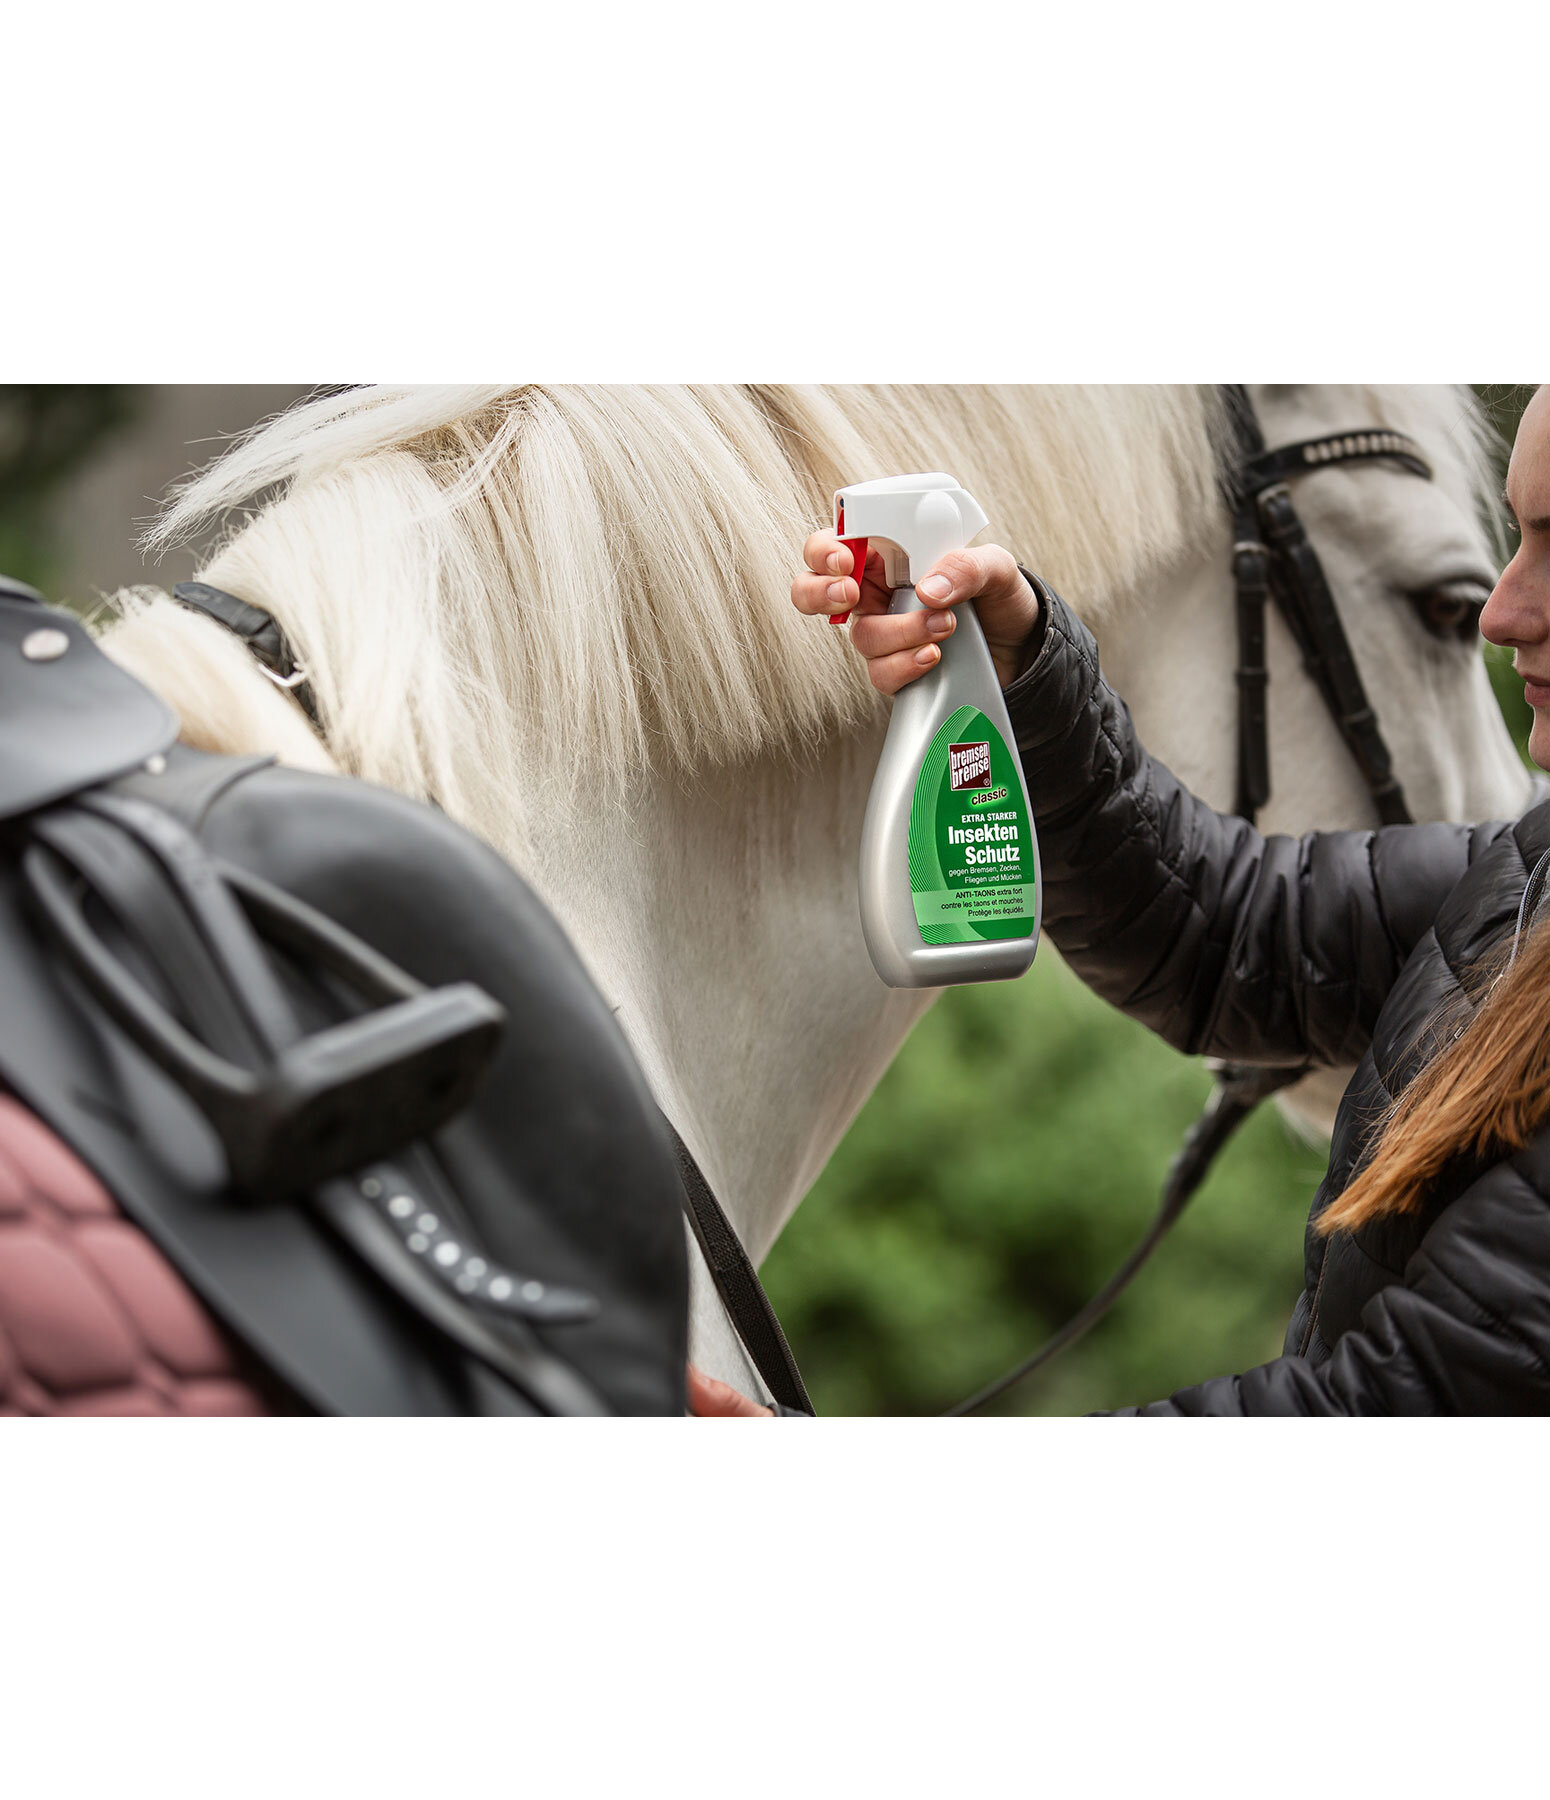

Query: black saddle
[{"left": 0, "top": 577, "right": 689, "bottom": 1414}]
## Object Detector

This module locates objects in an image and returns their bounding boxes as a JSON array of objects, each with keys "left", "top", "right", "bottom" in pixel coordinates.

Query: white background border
[{"left": 6, "top": 4, "right": 1548, "bottom": 1793}]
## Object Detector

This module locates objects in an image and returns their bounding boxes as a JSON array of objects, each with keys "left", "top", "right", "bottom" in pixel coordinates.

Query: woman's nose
[{"left": 1480, "top": 554, "right": 1549, "bottom": 649}]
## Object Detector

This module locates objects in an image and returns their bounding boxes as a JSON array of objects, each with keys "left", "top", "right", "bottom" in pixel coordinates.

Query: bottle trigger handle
[{"left": 831, "top": 498, "right": 867, "bottom": 627}]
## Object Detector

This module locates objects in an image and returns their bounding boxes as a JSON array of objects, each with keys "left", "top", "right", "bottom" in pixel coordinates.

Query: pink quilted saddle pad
[{"left": 0, "top": 1094, "right": 273, "bottom": 1416}]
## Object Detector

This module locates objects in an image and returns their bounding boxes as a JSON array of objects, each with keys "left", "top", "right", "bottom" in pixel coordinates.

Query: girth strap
[{"left": 664, "top": 1120, "right": 814, "bottom": 1414}]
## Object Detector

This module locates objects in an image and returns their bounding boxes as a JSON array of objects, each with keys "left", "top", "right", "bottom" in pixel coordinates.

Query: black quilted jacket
[{"left": 1003, "top": 581, "right": 1550, "bottom": 1415}]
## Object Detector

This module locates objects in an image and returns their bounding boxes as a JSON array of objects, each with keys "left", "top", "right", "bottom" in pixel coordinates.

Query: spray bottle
[{"left": 832, "top": 472, "right": 1041, "bottom": 989}]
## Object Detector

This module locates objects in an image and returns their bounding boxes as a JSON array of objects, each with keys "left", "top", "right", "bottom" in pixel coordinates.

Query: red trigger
[{"left": 831, "top": 500, "right": 867, "bottom": 627}]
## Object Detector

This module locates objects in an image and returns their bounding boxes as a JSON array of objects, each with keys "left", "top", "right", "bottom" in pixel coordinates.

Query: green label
[{"left": 908, "top": 706, "right": 1037, "bottom": 945}]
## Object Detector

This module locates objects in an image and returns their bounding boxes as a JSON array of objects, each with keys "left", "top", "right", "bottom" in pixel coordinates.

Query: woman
[{"left": 692, "top": 385, "right": 1550, "bottom": 1416}]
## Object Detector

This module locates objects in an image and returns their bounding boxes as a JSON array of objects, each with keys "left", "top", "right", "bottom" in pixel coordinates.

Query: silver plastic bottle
[{"left": 833, "top": 473, "right": 1041, "bottom": 989}]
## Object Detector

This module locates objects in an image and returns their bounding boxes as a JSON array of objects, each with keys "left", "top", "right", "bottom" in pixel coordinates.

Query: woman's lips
[{"left": 1523, "top": 676, "right": 1550, "bottom": 708}]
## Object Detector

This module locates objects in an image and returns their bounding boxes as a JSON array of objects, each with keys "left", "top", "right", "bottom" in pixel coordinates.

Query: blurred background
[{"left": 2, "top": 384, "right": 1537, "bottom": 1415}]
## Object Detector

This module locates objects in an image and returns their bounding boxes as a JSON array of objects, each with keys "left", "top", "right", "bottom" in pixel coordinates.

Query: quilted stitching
[{"left": 0, "top": 1095, "right": 270, "bottom": 1417}]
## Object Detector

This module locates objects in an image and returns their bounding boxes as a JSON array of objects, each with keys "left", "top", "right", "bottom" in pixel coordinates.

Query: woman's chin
[{"left": 1530, "top": 715, "right": 1550, "bottom": 773}]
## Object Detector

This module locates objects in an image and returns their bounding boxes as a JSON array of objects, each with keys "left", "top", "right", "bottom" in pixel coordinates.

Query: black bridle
[
  {"left": 172, "top": 390, "right": 1454, "bottom": 1418},
  {"left": 949, "top": 386, "right": 1442, "bottom": 1414},
  {"left": 1221, "top": 384, "right": 1429, "bottom": 831}
]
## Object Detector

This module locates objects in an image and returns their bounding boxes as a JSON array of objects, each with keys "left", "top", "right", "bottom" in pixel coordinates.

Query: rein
[{"left": 172, "top": 393, "right": 1438, "bottom": 1417}]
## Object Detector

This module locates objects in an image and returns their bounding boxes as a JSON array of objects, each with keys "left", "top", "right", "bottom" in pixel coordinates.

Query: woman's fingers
[
  {"left": 792, "top": 568, "right": 859, "bottom": 618},
  {"left": 803, "top": 530, "right": 852, "bottom": 577},
  {"left": 849, "top": 605, "right": 955, "bottom": 664},
  {"left": 793, "top": 534, "right": 892, "bottom": 619},
  {"left": 915, "top": 544, "right": 1028, "bottom": 612},
  {"left": 846, "top": 604, "right": 957, "bottom": 687},
  {"left": 865, "top": 643, "right": 947, "bottom": 696},
  {"left": 793, "top": 531, "right": 856, "bottom": 617},
  {"left": 845, "top": 546, "right": 1031, "bottom": 694},
  {"left": 795, "top": 533, "right": 1040, "bottom": 691},
  {"left": 686, "top": 1363, "right": 774, "bottom": 1418}
]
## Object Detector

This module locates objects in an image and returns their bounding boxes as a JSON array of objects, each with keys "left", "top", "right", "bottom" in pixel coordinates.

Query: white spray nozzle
[{"left": 833, "top": 472, "right": 989, "bottom": 596}]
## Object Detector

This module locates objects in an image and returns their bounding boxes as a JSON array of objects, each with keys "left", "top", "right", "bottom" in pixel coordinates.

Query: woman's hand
[
  {"left": 686, "top": 1363, "right": 774, "bottom": 1417},
  {"left": 791, "top": 535, "right": 1041, "bottom": 693}
]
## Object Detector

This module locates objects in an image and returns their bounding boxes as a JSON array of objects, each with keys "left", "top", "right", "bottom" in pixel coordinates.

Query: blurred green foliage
[
  {"left": 763, "top": 953, "right": 1329, "bottom": 1415},
  {"left": 0, "top": 386, "right": 136, "bottom": 592}
]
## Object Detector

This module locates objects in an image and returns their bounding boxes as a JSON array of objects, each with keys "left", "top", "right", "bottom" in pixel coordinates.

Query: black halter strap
[{"left": 173, "top": 581, "right": 323, "bottom": 732}]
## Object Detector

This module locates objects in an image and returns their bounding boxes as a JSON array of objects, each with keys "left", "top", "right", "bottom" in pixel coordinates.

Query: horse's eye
[{"left": 1412, "top": 579, "right": 1489, "bottom": 642}]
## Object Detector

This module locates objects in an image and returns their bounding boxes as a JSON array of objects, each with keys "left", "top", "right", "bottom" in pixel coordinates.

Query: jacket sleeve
[
  {"left": 1004, "top": 582, "right": 1510, "bottom": 1067},
  {"left": 1112, "top": 1138, "right": 1550, "bottom": 1415}
]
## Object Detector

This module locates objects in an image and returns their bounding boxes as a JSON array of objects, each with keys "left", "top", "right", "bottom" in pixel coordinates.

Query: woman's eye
[{"left": 1411, "top": 579, "right": 1490, "bottom": 641}]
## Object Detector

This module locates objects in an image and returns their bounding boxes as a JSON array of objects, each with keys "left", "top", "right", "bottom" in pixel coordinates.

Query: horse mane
[
  {"left": 102, "top": 380, "right": 1494, "bottom": 854},
  {"left": 103, "top": 386, "right": 1243, "bottom": 841},
  {"left": 97, "top": 379, "right": 1505, "bottom": 876}
]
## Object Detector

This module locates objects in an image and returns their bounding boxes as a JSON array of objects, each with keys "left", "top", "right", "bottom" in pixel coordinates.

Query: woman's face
[{"left": 1482, "top": 386, "right": 1550, "bottom": 770}]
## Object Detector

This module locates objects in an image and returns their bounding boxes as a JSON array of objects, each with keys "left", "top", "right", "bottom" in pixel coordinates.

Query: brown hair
[{"left": 1320, "top": 913, "right": 1550, "bottom": 1235}]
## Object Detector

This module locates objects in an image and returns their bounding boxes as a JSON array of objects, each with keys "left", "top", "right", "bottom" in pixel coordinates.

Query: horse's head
[
  {"left": 1252, "top": 384, "right": 1528, "bottom": 827},
  {"left": 1099, "top": 384, "right": 1532, "bottom": 836}
]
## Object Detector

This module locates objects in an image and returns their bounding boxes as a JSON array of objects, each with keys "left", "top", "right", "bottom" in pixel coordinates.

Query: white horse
[
  {"left": 1099, "top": 385, "right": 1532, "bottom": 1132},
  {"left": 97, "top": 384, "right": 1529, "bottom": 1398}
]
